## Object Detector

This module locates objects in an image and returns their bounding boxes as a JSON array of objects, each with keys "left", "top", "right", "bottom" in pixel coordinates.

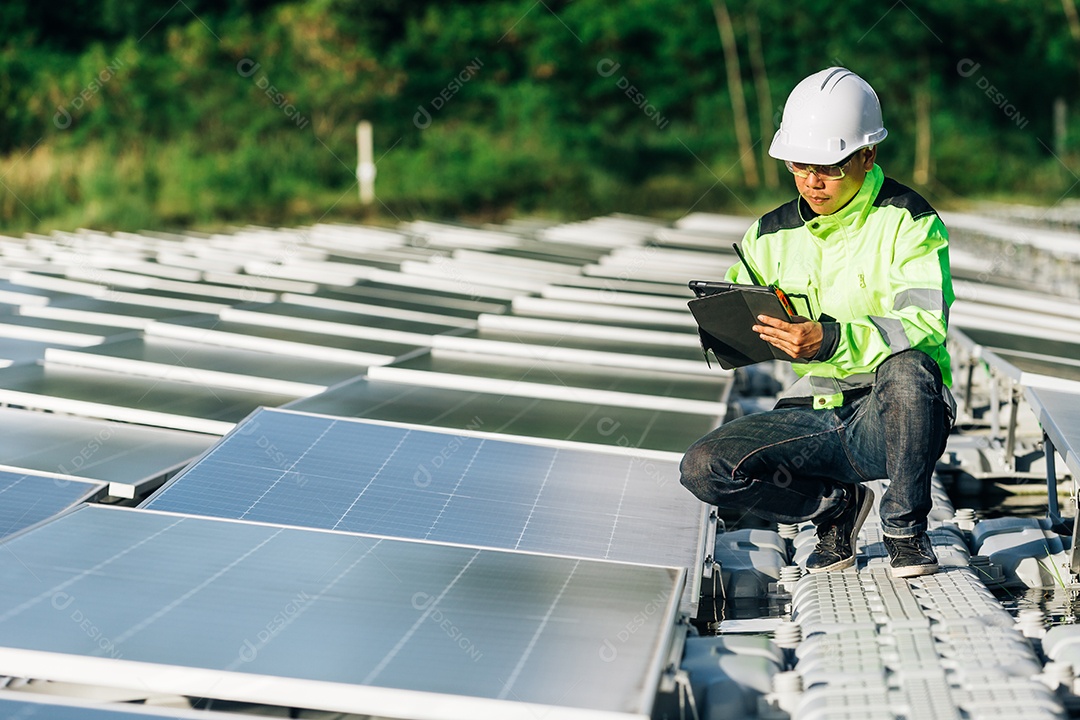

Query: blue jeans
[{"left": 680, "top": 350, "right": 950, "bottom": 538}]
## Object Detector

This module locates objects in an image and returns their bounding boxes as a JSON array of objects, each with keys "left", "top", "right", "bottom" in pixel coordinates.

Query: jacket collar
[{"left": 798, "top": 164, "right": 884, "bottom": 236}]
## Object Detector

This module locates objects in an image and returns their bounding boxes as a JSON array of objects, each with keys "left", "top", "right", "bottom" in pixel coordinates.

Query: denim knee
[
  {"left": 679, "top": 440, "right": 732, "bottom": 502},
  {"left": 679, "top": 441, "right": 711, "bottom": 496},
  {"left": 876, "top": 349, "right": 940, "bottom": 386}
]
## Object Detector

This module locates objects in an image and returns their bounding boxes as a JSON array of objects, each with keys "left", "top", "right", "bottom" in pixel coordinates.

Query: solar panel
[
  {"left": 1025, "top": 386, "right": 1080, "bottom": 478},
  {"left": 285, "top": 376, "right": 719, "bottom": 453},
  {"left": 147, "top": 316, "right": 414, "bottom": 365},
  {"left": 378, "top": 348, "right": 724, "bottom": 399},
  {"left": 220, "top": 304, "right": 465, "bottom": 343},
  {"left": 0, "top": 694, "right": 259, "bottom": 719},
  {"left": 468, "top": 323, "right": 704, "bottom": 362},
  {"left": 478, "top": 313, "right": 702, "bottom": 349},
  {"left": 0, "top": 336, "right": 67, "bottom": 366},
  {"left": 367, "top": 349, "right": 728, "bottom": 415},
  {"left": 336, "top": 281, "right": 511, "bottom": 314},
  {"left": 11, "top": 275, "right": 228, "bottom": 315},
  {"left": 0, "top": 313, "right": 137, "bottom": 340},
  {"left": 431, "top": 331, "right": 713, "bottom": 374},
  {"left": 0, "top": 363, "right": 296, "bottom": 435},
  {"left": 234, "top": 300, "right": 475, "bottom": 332},
  {"left": 458, "top": 242, "right": 605, "bottom": 264},
  {"left": 0, "top": 316, "right": 117, "bottom": 347},
  {"left": 990, "top": 349, "right": 1080, "bottom": 385},
  {"left": 0, "top": 407, "right": 214, "bottom": 494},
  {"left": 511, "top": 297, "right": 696, "bottom": 330},
  {"left": 959, "top": 327, "right": 1080, "bottom": 361},
  {"left": 279, "top": 293, "right": 478, "bottom": 328},
  {"left": 0, "top": 505, "right": 682, "bottom": 718},
  {"left": 0, "top": 469, "right": 103, "bottom": 538},
  {"left": 31, "top": 297, "right": 213, "bottom": 324},
  {"left": 364, "top": 269, "right": 521, "bottom": 301},
  {"left": 46, "top": 336, "right": 364, "bottom": 396},
  {"left": 143, "top": 408, "right": 707, "bottom": 604}
]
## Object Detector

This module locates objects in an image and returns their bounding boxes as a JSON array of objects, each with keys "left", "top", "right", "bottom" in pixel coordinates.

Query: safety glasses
[{"left": 784, "top": 150, "right": 859, "bottom": 180}]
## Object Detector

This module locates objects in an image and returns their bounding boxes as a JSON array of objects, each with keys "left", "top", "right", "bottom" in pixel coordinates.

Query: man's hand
[{"left": 753, "top": 314, "right": 822, "bottom": 360}]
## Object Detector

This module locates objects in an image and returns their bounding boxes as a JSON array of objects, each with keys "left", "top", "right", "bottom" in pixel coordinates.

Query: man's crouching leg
[{"left": 679, "top": 410, "right": 867, "bottom": 572}]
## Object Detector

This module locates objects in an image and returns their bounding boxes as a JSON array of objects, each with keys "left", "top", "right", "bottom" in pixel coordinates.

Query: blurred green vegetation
[{"left": 1, "top": 0, "right": 1079, "bottom": 233}]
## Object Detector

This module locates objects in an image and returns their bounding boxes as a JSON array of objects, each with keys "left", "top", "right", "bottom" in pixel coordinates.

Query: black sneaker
[
  {"left": 884, "top": 533, "right": 939, "bottom": 578},
  {"left": 805, "top": 483, "right": 875, "bottom": 573}
]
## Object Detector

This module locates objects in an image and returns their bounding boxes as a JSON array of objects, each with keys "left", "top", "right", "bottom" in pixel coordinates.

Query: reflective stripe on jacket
[{"left": 725, "top": 165, "right": 953, "bottom": 409}]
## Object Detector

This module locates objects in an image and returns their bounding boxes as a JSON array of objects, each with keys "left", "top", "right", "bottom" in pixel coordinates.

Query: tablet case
[{"left": 687, "top": 281, "right": 795, "bottom": 369}]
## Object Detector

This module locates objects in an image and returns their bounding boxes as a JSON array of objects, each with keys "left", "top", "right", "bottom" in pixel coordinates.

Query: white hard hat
[{"left": 768, "top": 67, "right": 887, "bottom": 164}]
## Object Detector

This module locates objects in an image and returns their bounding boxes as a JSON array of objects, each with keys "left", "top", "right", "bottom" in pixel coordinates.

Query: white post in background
[
  {"left": 1054, "top": 98, "right": 1067, "bottom": 157},
  {"left": 357, "top": 121, "right": 375, "bottom": 205}
]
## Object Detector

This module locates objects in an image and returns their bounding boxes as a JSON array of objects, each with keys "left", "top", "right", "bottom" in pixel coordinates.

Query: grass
[
  {"left": 3, "top": 135, "right": 1080, "bottom": 238},
  {"left": 1037, "top": 541, "right": 1071, "bottom": 589}
]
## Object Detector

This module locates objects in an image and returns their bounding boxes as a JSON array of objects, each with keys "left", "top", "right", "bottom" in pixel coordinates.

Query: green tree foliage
[{"left": 1, "top": 0, "right": 1079, "bottom": 232}]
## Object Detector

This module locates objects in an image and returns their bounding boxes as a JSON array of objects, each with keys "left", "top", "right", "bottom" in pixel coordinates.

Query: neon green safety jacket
[{"left": 725, "top": 165, "right": 953, "bottom": 410}]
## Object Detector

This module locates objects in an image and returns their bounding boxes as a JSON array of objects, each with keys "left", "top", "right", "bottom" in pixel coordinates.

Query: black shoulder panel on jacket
[
  {"left": 873, "top": 177, "right": 938, "bottom": 221},
  {"left": 757, "top": 198, "right": 803, "bottom": 238}
]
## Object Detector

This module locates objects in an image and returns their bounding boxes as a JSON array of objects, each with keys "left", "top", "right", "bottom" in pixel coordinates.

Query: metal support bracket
[
  {"left": 963, "top": 356, "right": 976, "bottom": 418},
  {"left": 1005, "top": 381, "right": 1021, "bottom": 471},
  {"left": 1046, "top": 432, "right": 1063, "bottom": 528}
]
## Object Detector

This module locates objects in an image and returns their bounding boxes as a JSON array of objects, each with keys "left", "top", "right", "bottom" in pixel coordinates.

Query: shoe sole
[
  {"left": 806, "top": 484, "right": 875, "bottom": 574},
  {"left": 891, "top": 562, "right": 939, "bottom": 578},
  {"left": 806, "top": 556, "right": 855, "bottom": 573}
]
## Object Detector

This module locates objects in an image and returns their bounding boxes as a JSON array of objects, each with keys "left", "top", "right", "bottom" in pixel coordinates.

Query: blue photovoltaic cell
[
  {"left": 0, "top": 470, "right": 103, "bottom": 538},
  {"left": 143, "top": 408, "right": 705, "bottom": 575}
]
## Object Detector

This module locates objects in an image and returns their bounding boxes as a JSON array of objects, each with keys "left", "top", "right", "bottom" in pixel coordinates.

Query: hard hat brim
[{"left": 768, "top": 128, "right": 886, "bottom": 165}]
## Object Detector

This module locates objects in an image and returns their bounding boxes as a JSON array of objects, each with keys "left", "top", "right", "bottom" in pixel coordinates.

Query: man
[{"left": 680, "top": 67, "right": 953, "bottom": 578}]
